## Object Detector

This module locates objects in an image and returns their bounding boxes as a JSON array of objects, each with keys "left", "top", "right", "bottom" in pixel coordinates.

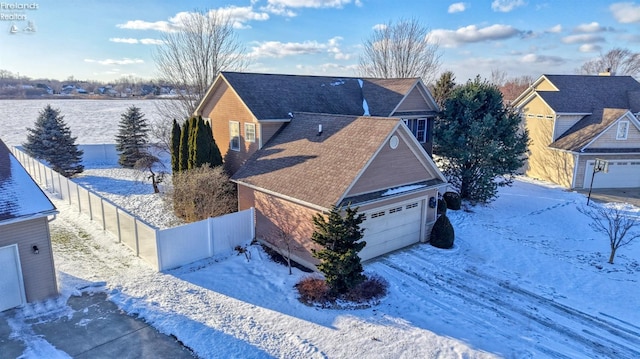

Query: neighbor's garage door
[
  {"left": 358, "top": 199, "right": 424, "bottom": 261},
  {"left": 584, "top": 160, "right": 640, "bottom": 188},
  {"left": 0, "top": 244, "right": 26, "bottom": 312}
]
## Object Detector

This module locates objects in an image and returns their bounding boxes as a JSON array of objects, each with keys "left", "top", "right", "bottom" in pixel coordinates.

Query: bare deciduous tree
[
  {"left": 359, "top": 18, "right": 441, "bottom": 84},
  {"left": 578, "top": 48, "right": 640, "bottom": 77},
  {"left": 134, "top": 153, "right": 166, "bottom": 194},
  {"left": 153, "top": 9, "right": 248, "bottom": 149},
  {"left": 579, "top": 204, "right": 640, "bottom": 264}
]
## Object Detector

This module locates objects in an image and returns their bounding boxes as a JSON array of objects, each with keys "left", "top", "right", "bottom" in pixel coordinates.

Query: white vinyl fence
[{"left": 11, "top": 145, "right": 255, "bottom": 271}]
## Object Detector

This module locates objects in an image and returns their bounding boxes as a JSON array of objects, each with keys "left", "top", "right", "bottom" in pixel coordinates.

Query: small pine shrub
[
  {"left": 443, "top": 191, "right": 462, "bottom": 210},
  {"left": 437, "top": 198, "right": 447, "bottom": 216},
  {"left": 430, "top": 214, "right": 455, "bottom": 249}
]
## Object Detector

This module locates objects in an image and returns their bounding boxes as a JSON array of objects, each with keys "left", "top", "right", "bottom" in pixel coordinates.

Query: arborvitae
[
  {"left": 187, "top": 116, "right": 198, "bottom": 169},
  {"left": 311, "top": 205, "right": 366, "bottom": 295},
  {"left": 191, "top": 117, "right": 211, "bottom": 168},
  {"left": 23, "top": 104, "right": 84, "bottom": 177},
  {"left": 205, "top": 120, "right": 223, "bottom": 167},
  {"left": 115, "top": 106, "right": 149, "bottom": 168},
  {"left": 178, "top": 119, "right": 189, "bottom": 172},
  {"left": 170, "top": 119, "right": 181, "bottom": 173},
  {"left": 430, "top": 214, "right": 455, "bottom": 249}
]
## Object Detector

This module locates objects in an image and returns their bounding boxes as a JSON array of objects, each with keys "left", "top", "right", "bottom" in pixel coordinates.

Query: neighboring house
[
  {"left": 194, "top": 72, "right": 439, "bottom": 175},
  {"left": 513, "top": 74, "right": 640, "bottom": 189},
  {"left": 0, "top": 139, "right": 59, "bottom": 311},
  {"left": 231, "top": 112, "right": 447, "bottom": 269}
]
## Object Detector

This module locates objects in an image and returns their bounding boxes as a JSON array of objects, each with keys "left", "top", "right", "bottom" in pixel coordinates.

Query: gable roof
[
  {"left": 0, "top": 139, "right": 57, "bottom": 222},
  {"left": 530, "top": 75, "right": 640, "bottom": 114},
  {"left": 196, "top": 72, "right": 435, "bottom": 120},
  {"left": 231, "top": 113, "right": 443, "bottom": 210},
  {"left": 550, "top": 108, "right": 633, "bottom": 152}
]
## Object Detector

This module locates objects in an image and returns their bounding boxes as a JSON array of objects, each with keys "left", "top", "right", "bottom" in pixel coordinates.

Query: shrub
[
  {"left": 343, "top": 275, "right": 388, "bottom": 303},
  {"left": 296, "top": 277, "right": 331, "bottom": 305},
  {"left": 296, "top": 275, "right": 388, "bottom": 307},
  {"left": 443, "top": 191, "right": 461, "bottom": 210},
  {"left": 430, "top": 214, "right": 455, "bottom": 249},
  {"left": 171, "top": 166, "right": 237, "bottom": 222},
  {"left": 437, "top": 198, "right": 447, "bottom": 216}
]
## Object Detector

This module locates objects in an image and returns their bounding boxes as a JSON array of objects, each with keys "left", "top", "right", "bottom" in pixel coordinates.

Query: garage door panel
[
  {"left": 0, "top": 245, "right": 26, "bottom": 312},
  {"left": 584, "top": 160, "right": 640, "bottom": 188}
]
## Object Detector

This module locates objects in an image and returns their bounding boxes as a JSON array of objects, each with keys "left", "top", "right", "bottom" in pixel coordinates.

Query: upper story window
[
  {"left": 245, "top": 123, "right": 256, "bottom": 143},
  {"left": 616, "top": 121, "right": 629, "bottom": 140},
  {"left": 403, "top": 118, "right": 427, "bottom": 143},
  {"left": 229, "top": 121, "right": 240, "bottom": 151}
]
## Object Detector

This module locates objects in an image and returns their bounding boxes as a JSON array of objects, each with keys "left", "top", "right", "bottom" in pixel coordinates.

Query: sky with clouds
[{"left": 1, "top": 0, "right": 639, "bottom": 84}]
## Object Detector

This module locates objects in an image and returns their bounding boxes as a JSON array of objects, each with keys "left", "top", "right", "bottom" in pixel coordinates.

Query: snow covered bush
[
  {"left": 171, "top": 165, "right": 237, "bottom": 222},
  {"left": 430, "top": 214, "right": 455, "bottom": 249},
  {"left": 23, "top": 104, "right": 84, "bottom": 177}
]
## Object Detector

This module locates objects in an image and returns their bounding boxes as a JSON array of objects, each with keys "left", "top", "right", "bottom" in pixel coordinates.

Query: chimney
[
  {"left": 317, "top": 124, "right": 323, "bottom": 136},
  {"left": 598, "top": 67, "right": 614, "bottom": 76}
]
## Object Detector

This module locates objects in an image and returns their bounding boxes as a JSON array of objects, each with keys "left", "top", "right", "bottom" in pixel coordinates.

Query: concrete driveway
[
  {"left": 577, "top": 187, "right": 640, "bottom": 207},
  {"left": 0, "top": 292, "right": 195, "bottom": 359}
]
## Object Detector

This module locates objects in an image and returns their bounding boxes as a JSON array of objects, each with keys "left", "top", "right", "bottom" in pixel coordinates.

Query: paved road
[{"left": 576, "top": 188, "right": 640, "bottom": 207}]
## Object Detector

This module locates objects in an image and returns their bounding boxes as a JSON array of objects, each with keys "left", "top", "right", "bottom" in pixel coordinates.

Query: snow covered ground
[
  {"left": 3, "top": 100, "right": 639, "bottom": 358},
  {"left": 9, "top": 175, "right": 640, "bottom": 358}
]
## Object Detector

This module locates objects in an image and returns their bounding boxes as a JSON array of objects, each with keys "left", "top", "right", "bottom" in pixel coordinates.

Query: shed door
[
  {"left": 584, "top": 160, "right": 640, "bottom": 188},
  {"left": 0, "top": 244, "right": 26, "bottom": 312},
  {"left": 359, "top": 199, "right": 424, "bottom": 261}
]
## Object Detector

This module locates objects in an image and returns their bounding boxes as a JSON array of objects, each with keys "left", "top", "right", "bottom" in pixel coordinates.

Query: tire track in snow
[{"left": 375, "top": 248, "right": 640, "bottom": 359}]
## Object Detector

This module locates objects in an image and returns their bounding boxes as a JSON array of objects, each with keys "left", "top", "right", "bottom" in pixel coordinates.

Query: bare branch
[
  {"left": 577, "top": 47, "right": 640, "bottom": 78},
  {"left": 578, "top": 204, "right": 640, "bottom": 264}
]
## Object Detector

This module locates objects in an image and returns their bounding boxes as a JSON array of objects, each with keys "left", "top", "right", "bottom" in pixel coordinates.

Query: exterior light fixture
[
  {"left": 429, "top": 197, "right": 437, "bottom": 208},
  {"left": 32, "top": 245, "right": 39, "bottom": 254}
]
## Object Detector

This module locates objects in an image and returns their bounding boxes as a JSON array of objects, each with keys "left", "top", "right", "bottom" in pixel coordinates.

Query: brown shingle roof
[
  {"left": 231, "top": 113, "right": 400, "bottom": 209},
  {"left": 550, "top": 108, "right": 630, "bottom": 151},
  {"left": 220, "top": 72, "right": 421, "bottom": 119}
]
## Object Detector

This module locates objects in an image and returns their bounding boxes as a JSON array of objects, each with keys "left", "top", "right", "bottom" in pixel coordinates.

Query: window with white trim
[
  {"left": 245, "top": 123, "right": 256, "bottom": 143},
  {"left": 229, "top": 121, "right": 240, "bottom": 151},
  {"left": 403, "top": 118, "right": 428, "bottom": 143},
  {"left": 616, "top": 121, "right": 629, "bottom": 140}
]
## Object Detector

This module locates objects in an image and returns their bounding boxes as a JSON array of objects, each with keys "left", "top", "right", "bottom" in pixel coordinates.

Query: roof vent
[{"left": 317, "top": 124, "right": 323, "bottom": 136}]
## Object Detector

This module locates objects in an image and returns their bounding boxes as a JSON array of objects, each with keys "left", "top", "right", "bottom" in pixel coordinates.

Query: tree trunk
[{"left": 608, "top": 247, "right": 617, "bottom": 264}]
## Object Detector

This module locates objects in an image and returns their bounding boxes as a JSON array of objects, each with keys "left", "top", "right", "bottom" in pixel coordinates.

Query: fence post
[
  {"left": 251, "top": 207, "right": 256, "bottom": 240},
  {"left": 87, "top": 190, "right": 93, "bottom": 220},
  {"left": 155, "top": 229, "right": 163, "bottom": 271},
  {"left": 66, "top": 177, "right": 72, "bottom": 204},
  {"left": 208, "top": 217, "right": 214, "bottom": 257},
  {"left": 115, "top": 209, "right": 122, "bottom": 242},
  {"left": 100, "top": 199, "right": 106, "bottom": 230},
  {"left": 134, "top": 220, "right": 140, "bottom": 256},
  {"left": 76, "top": 184, "right": 82, "bottom": 213}
]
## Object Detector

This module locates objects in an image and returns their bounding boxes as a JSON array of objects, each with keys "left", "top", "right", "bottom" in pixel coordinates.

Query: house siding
[
  {"left": 0, "top": 218, "right": 58, "bottom": 302},
  {"left": 589, "top": 120, "right": 640, "bottom": 149},
  {"left": 394, "top": 87, "right": 433, "bottom": 112},
  {"left": 260, "top": 122, "right": 286, "bottom": 146},
  {"left": 574, "top": 154, "right": 640, "bottom": 188},
  {"left": 201, "top": 81, "right": 259, "bottom": 174},
  {"left": 555, "top": 114, "right": 585, "bottom": 140},
  {"left": 525, "top": 117, "right": 575, "bottom": 188},
  {"left": 346, "top": 130, "right": 434, "bottom": 197},
  {"left": 535, "top": 78, "right": 558, "bottom": 91}
]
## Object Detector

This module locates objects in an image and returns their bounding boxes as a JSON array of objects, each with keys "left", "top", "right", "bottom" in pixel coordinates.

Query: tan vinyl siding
[
  {"left": 555, "top": 114, "right": 585, "bottom": 140},
  {"left": 394, "top": 87, "right": 433, "bottom": 112},
  {"left": 525, "top": 117, "right": 576, "bottom": 188},
  {"left": 588, "top": 120, "right": 640, "bottom": 149},
  {"left": 574, "top": 154, "right": 640, "bottom": 188},
  {"left": 0, "top": 218, "right": 58, "bottom": 302},
  {"left": 346, "top": 130, "right": 435, "bottom": 197},
  {"left": 534, "top": 78, "right": 558, "bottom": 91}
]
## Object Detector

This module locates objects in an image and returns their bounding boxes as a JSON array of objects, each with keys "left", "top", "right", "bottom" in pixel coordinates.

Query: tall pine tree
[
  {"left": 311, "top": 205, "right": 366, "bottom": 295},
  {"left": 434, "top": 76, "right": 529, "bottom": 204},
  {"left": 178, "top": 119, "right": 190, "bottom": 172},
  {"left": 23, "top": 104, "right": 84, "bottom": 177},
  {"left": 115, "top": 106, "right": 149, "bottom": 168},
  {"left": 206, "top": 120, "right": 223, "bottom": 167},
  {"left": 170, "top": 119, "right": 181, "bottom": 173}
]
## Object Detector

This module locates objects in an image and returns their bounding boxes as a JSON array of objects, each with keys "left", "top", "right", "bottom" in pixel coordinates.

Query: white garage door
[
  {"left": 584, "top": 160, "right": 640, "bottom": 188},
  {"left": 0, "top": 244, "right": 26, "bottom": 312},
  {"left": 358, "top": 199, "right": 424, "bottom": 261}
]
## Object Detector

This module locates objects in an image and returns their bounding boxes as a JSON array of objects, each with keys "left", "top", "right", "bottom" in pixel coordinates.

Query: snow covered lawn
[{"left": 9, "top": 175, "right": 640, "bottom": 358}]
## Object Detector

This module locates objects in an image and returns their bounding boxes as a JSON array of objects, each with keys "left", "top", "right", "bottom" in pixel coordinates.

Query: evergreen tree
[
  {"left": 311, "top": 205, "right": 366, "bottom": 295},
  {"left": 432, "top": 71, "right": 456, "bottom": 108},
  {"left": 434, "top": 76, "right": 529, "bottom": 204},
  {"left": 23, "top": 104, "right": 84, "bottom": 177},
  {"left": 187, "top": 116, "right": 198, "bottom": 169},
  {"left": 170, "top": 119, "right": 181, "bottom": 173},
  {"left": 207, "top": 120, "right": 223, "bottom": 167},
  {"left": 179, "top": 119, "right": 189, "bottom": 172},
  {"left": 190, "top": 117, "right": 211, "bottom": 168},
  {"left": 115, "top": 106, "right": 149, "bottom": 168}
]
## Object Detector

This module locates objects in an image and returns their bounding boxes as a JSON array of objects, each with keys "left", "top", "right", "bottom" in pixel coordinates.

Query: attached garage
[
  {"left": 0, "top": 244, "right": 27, "bottom": 312},
  {"left": 584, "top": 160, "right": 640, "bottom": 188},
  {"left": 359, "top": 199, "right": 425, "bottom": 261}
]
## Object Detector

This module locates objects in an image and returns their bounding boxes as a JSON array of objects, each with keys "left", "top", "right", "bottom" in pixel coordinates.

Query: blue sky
[{"left": 1, "top": 0, "right": 639, "bottom": 84}]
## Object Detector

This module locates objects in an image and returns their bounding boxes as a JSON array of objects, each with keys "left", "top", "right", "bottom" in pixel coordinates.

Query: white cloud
[
  {"left": 448, "top": 2, "right": 467, "bottom": 13},
  {"left": 579, "top": 44, "right": 602, "bottom": 53},
  {"left": 573, "top": 22, "right": 611, "bottom": 33},
  {"left": 561, "top": 33, "right": 605, "bottom": 44},
  {"left": 372, "top": 23, "right": 387, "bottom": 31},
  {"left": 84, "top": 58, "right": 145, "bottom": 66},
  {"left": 109, "top": 38, "right": 164, "bottom": 45},
  {"left": 610, "top": 2, "right": 640, "bottom": 23},
  {"left": 117, "top": 6, "right": 269, "bottom": 32},
  {"left": 249, "top": 37, "right": 349, "bottom": 59},
  {"left": 262, "top": 0, "right": 356, "bottom": 16},
  {"left": 520, "top": 53, "right": 564, "bottom": 65},
  {"left": 546, "top": 24, "right": 562, "bottom": 33},
  {"left": 491, "top": 0, "right": 526, "bottom": 12},
  {"left": 427, "top": 24, "right": 521, "bottom": 47}
]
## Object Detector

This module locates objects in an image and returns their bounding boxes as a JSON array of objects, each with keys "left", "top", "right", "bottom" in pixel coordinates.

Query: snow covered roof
[{"left": 0, "top": 139, "right": 57, "bottom": 222}]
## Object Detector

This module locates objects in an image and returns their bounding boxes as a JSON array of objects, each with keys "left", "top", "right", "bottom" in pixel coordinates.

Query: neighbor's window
[
  {"left": 403, "top": 118, "right": 427, "bottom": 143},
  {"left": 229, "top": 121, "right": 240, "bottom": 151},
  {"left": 616, "top": 121, "right": 629, "bottom": 140},
  {"left": 245, "top": 123, "right": 256, "bottom": 143}
]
